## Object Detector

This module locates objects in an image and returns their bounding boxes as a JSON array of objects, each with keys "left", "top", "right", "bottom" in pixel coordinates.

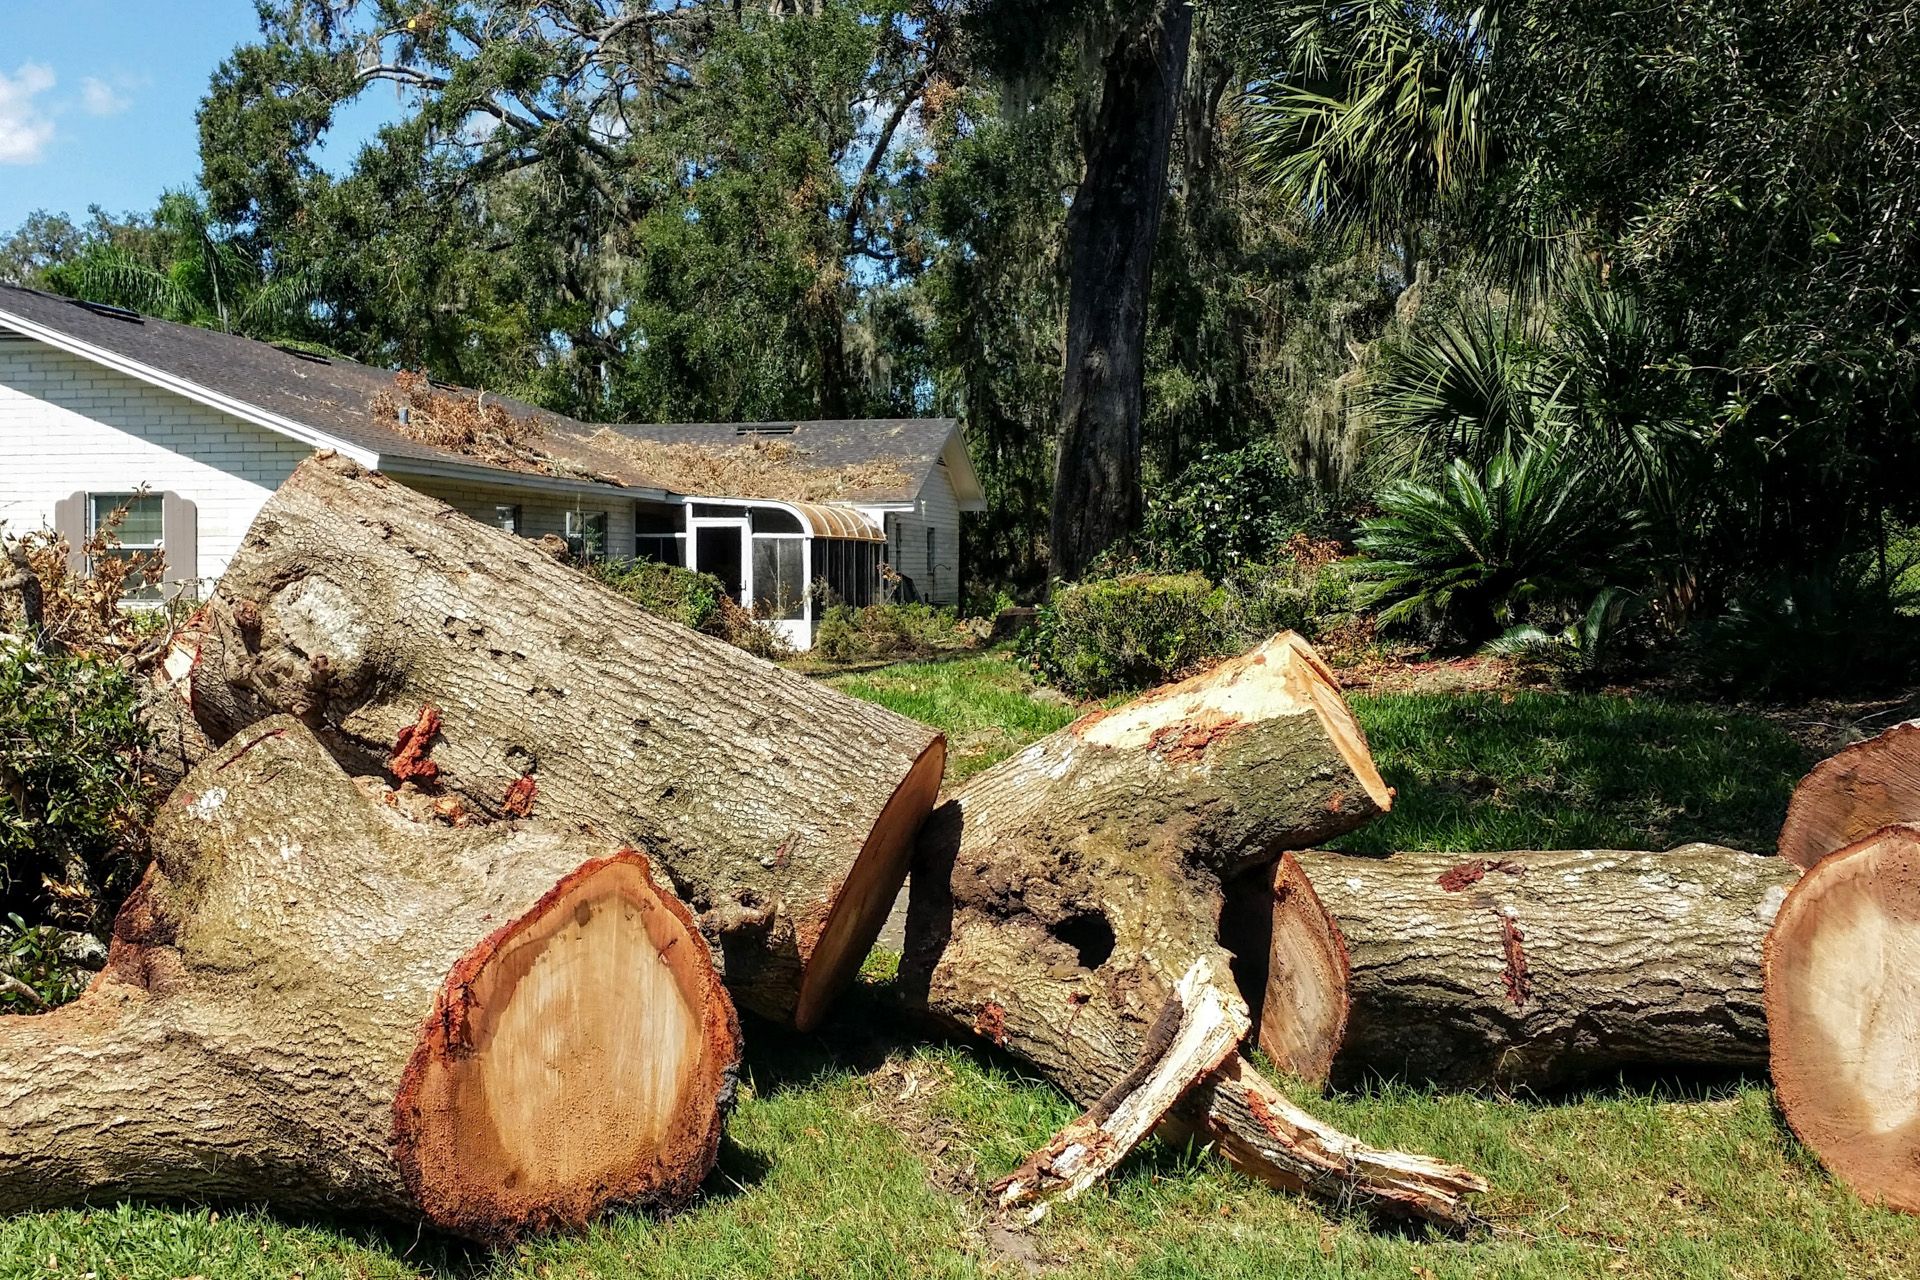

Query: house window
[
  {"left": 634, "top": 502, "right": 685, "bottom": 566},
  {"left": 89, "top": 492, "right": 164, "bottom": 601},
  {"left": 752, "top": 536, "right": 806, "bottom": 621},
  {"left": 494, "top": 504, "right": 522, "bottom": 534},
  {"left": 565, "top": 509, "right": 608, "bottom": 559}
]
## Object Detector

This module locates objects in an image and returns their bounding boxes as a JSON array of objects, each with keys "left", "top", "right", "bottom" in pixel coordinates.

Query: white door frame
[{"left": 687, "top": 515, "right": 752, "bottom": 607}]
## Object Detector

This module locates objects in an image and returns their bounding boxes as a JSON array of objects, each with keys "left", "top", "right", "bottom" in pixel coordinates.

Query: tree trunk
[
  {"left": 1048, "top": 0, "right": 1194, "bottom": 583},
  {"left": 903, "top": 634, "right": 1484, "bottom": 1225},
  {"left": 186, "top": 454, "right": 944, "bottom": 1029},
  {"left": 1227, "top": 846, "right": 1799, "bottom": 1091},
  {"left": 0, "top": 718, "right": 740, "bottom": 1241},
  {"left": 1776, "top": 719, "right": 1920, "bottom": 870},
  {"left": 1766, "top": 821, "right": 1920, "bottom": 1215}
]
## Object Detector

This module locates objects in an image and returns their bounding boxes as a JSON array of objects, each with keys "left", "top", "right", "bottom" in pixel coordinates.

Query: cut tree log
[
  {"left": 1777, "top": 720, "right": 1920, "bottom": 870},
  {"left": 903, "top": 634, "right": 1485, "bottom": 1226},
  {"left": 185, "top": 453, "right": 944, "bottom": 1028},
  {"left": 1766, "top": 822, "right": 1920, "bottom": 1215},
  {"left": 1226, "top": 846, "right": 1799, "bottom": 1091},
  {"left": 0, "top": 718, "right": 741, "bottom": 1241}
]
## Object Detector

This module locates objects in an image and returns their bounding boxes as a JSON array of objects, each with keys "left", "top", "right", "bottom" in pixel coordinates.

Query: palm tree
[{"left": 44, "top": 192, "right": 318, "bottom": 340}]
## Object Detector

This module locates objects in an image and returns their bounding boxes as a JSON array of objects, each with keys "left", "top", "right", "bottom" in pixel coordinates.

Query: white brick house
[{"left": 0, "top": 285, "right": 984, "bottom": 649}]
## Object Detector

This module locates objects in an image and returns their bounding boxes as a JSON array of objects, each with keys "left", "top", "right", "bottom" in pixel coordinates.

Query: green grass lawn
[{"left": 10, "top": 651, "right": 1915, "bottom": 1279}]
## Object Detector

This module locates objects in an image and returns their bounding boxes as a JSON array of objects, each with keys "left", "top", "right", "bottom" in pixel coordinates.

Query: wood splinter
[{"left": 993, "top": 957, "right": 1248, "bottom": 1214}]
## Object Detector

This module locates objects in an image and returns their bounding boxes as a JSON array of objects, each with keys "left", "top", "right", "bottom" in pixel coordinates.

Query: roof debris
[{"left": 587, "top": 431, "right": 914, "bottom": 503}]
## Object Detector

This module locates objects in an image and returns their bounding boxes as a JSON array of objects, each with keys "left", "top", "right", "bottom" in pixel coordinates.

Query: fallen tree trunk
[
  {"left": 903, "top": 634, "right": 1484, "bottom": 1226},
  {"left": 1766, "top": 821, "right": 1920, "bottom": 1215},
  {"left": 1227, "top": 846, "right": 1798, "bottom": 1091},
  {"left": 1777, "top": 720, "right": 1920, "bottom": 870},
  {"left": 186, "top": 454, "right": 944, "bottom": 1028},
  {"left": 0, "top": 718, "right": 740, "bottom": 1241}
]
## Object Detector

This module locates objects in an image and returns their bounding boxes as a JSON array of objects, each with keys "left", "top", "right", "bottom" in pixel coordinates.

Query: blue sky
[{"left": 0, "top": 1, "right": 393, "bottom": 231}]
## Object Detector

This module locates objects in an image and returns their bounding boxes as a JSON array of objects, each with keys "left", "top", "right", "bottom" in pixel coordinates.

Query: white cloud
[
  {"left": 0, "top": 63, "right": 57, "bottom": 165},
  {"left": 80, "top": 75, "right": 131, "bottom": 118}
]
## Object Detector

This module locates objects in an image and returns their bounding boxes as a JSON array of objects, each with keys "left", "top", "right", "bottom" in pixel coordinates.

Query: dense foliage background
[{"left": 5, "top": 0, "right": 1917, "bottom": 685}]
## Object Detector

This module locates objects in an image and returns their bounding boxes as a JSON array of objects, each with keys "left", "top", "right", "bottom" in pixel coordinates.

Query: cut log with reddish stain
[
  {"left": 1227, "top": 846, "right": 1799, "bottom": 1090},
  {"left": 0, "top": 719, "right": 740, "bottom": 1241},
  {"left": 186, "top": 455, "right": 944, "bottom": 1029},
  {"left": 904, "top": 634, "right": 1483, "bottom": 1225},
  {"left": 1777, "top": 721, "right": 1920, "bottom": 870},
  {"left": 1766, "top": 822, "right": 1920, "bottom": 1215}
]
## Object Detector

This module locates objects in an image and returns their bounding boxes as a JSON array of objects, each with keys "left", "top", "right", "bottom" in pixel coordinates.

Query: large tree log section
[
  {"left": 0, "top": 719, "right": 740, "bottom": 1240},
  {"left": 1766, "top": 822, "right": 1920, "bottom": 1215},
  {"left": 903, "top": 635, "right": 1484, "bottom": 1225},
  {"left": 1777, "top": 720, "right": 1920, "bottom": 870},
  {"left": 187, "top": 454, "right": 944, "bottom": 1028},
  {"left": 1229, "top": 847, "right": 1799, "bottom": 1091}
]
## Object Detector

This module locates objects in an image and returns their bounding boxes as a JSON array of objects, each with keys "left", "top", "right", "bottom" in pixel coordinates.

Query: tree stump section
[
  {"left": 187, "top": 454, "right": 944, "bottom": 1028},
  {"left": 1228, "top": 846, "right": 1799, "bottom": 1090},
  {"left": 1777, "top": 720, "right": 1920, "bottom": 870},
  {"left": 1766, "top": 822, "right": 1920, "bottom": 1215},
  {"left": 0, "top": 719, "right": 740, "bottom": 1241},
  {"left": 903, "top": 634, "right": 1484, "bottom": 1225}
]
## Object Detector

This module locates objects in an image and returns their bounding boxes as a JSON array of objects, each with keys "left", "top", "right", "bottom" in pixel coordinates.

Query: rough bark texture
[
  {"left": 903, "top": 634, "right": 1483, "bottom": 1225},
  {"left": 0, "top": 718, "right": 740, "bottom": 1241},
  {"left": 1777, "top": 720, "right": 1920, "bottom": 870},
  {"left": 1766, "top": 822, "right": 1920, "bottom": 1215},
  {"left": 1240, "top": 846, "right": 1800, "bottom": 1090},
  {"left": 186, "top": 454, "right": 944, "bottom": 1028},
  {"left": 1048, "top": 0, "right": 1194, "bottom": 582}
]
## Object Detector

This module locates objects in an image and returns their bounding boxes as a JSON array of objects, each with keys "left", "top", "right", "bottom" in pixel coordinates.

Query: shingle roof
[
  {"left": 602, "top": 419, "right": 962, "bottom": 505},
  {"left": 0, "top": 282, "right": 967, "bottom": 506}
]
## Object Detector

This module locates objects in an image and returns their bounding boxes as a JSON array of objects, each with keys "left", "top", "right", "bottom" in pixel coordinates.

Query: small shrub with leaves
[
  {"left": 1140, "top": 439, "right": 1316, "bottom": 577},
  {"left": 1486, "top": 588, "right": 1640, "bottom": 689},
  {"left": 0, "top": 643, "right": 147, "bottom": 931},
  {"left": 589, "top": 558, "right": 729, "bottom": 634},
  {"left": 812, "top": 603, "right": 977, "bottom": 664},
  {"left": 1025, "top": 573, "right": 1241, "bottom": 697},
  {"left": 0, "top": 913, "right": 96, "bottom": 1011},
  {"left": 586, "top": 557, "right": 790, "bottom": 659}
]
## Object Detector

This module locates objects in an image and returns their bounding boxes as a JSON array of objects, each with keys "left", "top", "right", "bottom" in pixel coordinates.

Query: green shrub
[
  {"left": 1, "top": 913, "right": 95, "bottom": 1011},
  {"left": 1026, "top": 573, "right": 1241, "bottom": 697},
  {"left": 1140, "top": 439, "right": 1314, "bottom": 577},
  {"left": 588, "top": 558, "right": 790, "bottom": 658},
  {"left": 0, "top": 644, "right": 147, "bottom": 930},
  {"left": 812, "top": 603, "right": 976, "bottom": 665},
  {"left": 589, "top": 559, "right": 728, "bottom": 634}
]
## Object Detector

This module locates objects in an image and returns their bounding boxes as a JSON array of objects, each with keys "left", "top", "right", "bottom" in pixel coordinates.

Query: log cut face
[
  {"left": 1766, "top": 823, "right": 1920, "bottom": 1214},
  {"left": 186, "top": 454, "right": 944, "bottom": 1028},
  {"left": 1777, "top": 721, "right": 1920, "bottom": 870},
  {"left": 0, "top": 719, "right": 740, "bottom": 1241},
  {"left": 904, "top": 635, "right": 1483, "bottom": 1225},
  {"left": 1253, "top": 847, "right": 1799, "bottom": 1090}
]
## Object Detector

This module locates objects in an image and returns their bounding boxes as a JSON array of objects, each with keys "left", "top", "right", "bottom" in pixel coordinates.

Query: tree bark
[
  {"left": 1228, "top": 846, "right": 1799, "bottom": 1091},
  {"left": 1048, "top": 0, "right": 1194, "bottom": 583},
  {"left": 1766, "top": 821, "right": 1920, "bottom": 1215},
  {"left": 903, "top": 634, "right": 1484, "bottom": 1225},
  {"left": 0, "top": 718, "right": 740, "bottom": 1241},
  {"left": 186, "top": 454, "right": 944, "bottom": 1029},
  {"left": 1777, "top": 720, "right": 1920, "bottom": 870}
]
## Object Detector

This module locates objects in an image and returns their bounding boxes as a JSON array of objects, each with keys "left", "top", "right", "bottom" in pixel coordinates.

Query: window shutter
[
  {"left": 160, "top": 492, "right": 198, "bottom": 600},
  {"left": 52, "top": 492, "right": 87, "bottom": 576}
]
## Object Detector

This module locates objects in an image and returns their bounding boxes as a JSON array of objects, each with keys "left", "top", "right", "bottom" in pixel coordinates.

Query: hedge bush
[
  {"left": 812, "top": 603, "right": 977, "bottom": 664},
  {"left": 0, "top": 643, "right": 147, "bottom": 930}
]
